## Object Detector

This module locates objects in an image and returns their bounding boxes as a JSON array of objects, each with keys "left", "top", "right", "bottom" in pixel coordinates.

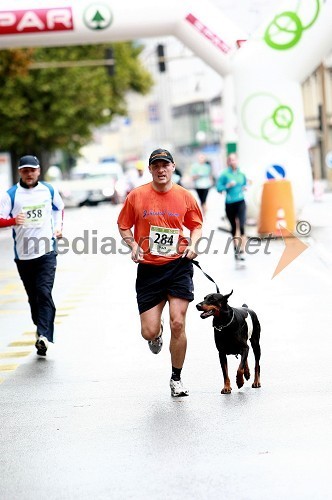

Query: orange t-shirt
[{"left": 117, "top": 183, "right": 203, "bottom": 265}]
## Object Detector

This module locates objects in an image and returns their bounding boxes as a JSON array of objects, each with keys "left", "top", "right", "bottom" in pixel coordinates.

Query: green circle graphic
[
  {"left": 299, "top": 0, "right": 321, "bottom": 29},
  {"left": 272, "top": 105, "right": 294, "bottom": 129},
  {"left": 264, "top": 0, "right": 322, "bottom": 50},
  {"left": 261, "top": 116, "right": 291, "bottom": 145},
  {"left": 241, "top": 93, "right": 294, "bottom": 145},
  {"left": 264, "top": 12, "right": 302, "bottom": 50}
]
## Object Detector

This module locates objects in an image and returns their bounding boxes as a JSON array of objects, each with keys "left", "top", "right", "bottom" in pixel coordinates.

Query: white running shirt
[{"left": 0, "top": 181, "right": 64, "bottom": 260}]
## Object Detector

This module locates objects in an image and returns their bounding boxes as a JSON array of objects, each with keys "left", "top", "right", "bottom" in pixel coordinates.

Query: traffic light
[
  {"left": 105, "top": 47, "right": 115, "bottom": 77},
  {"left": 157, "top": 44, "right": 166, "bottom": 73}
]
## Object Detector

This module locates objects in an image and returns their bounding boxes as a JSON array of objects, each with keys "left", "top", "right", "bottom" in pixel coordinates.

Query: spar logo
[
  {"left": 0, "top": 8, "right": 74, "bottom": 35},
  {"left": 83, "top": 4, "right": 113, "bottom": 31}
]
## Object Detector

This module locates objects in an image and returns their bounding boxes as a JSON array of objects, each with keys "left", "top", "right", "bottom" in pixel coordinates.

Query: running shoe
[
  {"left": 170, "top": 378, "right": 189, "bottom": 397},
  {"left": 235, "top": 251, "right": 245, "bottom": 262},
  {"left": 148, "top": 318, "right": 164, "bottom": 354},
  {"left": 35, "top": 335, "right": 49, "bottom": 356},
  {"left": 239, "top": 251, "right": 246, "bottom": 261}
]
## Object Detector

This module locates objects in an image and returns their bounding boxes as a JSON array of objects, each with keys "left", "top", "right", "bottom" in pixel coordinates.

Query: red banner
[
  {"left": 0, "top": 8, "right": 74, "bottom": 35},
  {"left": 186, "top": 13, "right": 230, "bottom": 54}
]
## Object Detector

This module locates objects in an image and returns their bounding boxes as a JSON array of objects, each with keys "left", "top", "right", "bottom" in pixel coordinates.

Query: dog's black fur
[{"left": 196, "top": 291, "right": 261, "bottom": 394}]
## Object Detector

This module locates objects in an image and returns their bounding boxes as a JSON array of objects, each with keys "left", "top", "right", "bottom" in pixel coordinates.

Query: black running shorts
[{"left": 136, "top": 257, "right": 194, "bottom": 314}]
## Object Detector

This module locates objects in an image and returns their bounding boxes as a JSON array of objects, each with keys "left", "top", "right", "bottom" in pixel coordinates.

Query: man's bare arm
[{"left": 118, "top": 227, "right": 144, "bottom": 263}]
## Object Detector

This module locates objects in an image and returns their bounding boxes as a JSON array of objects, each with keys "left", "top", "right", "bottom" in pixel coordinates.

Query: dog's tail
[{"left": 242, "top": 303, "right": 248, "bottom": 308}]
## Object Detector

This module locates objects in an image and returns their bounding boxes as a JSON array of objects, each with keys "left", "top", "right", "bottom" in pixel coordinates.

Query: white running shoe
[
  {"left": 170, "top": 378, "right": 189, "bottom": 397},
  {"left": 148, "top": 318, "right": 164, "bottom": 354},
  {"left": 35, "top": 335, "right": 49, "bottom": 356}
]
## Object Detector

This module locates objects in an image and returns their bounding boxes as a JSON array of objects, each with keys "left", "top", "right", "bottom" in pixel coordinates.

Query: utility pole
[{"left": 318, "top": 62, "right": 328, "bottom": 179}]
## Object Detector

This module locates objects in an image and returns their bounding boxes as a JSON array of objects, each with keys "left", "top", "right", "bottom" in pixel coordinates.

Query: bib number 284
[{"left": 150, "top": 226, "right": 179, "bottom": 256}]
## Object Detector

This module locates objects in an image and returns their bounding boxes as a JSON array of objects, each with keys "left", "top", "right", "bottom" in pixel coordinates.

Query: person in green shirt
[
  {"left": 191, "top": 153, "right": 213, "bottom": 217},
  {"left": 217, "top": 153, "right": 247, "bottom": 262}
]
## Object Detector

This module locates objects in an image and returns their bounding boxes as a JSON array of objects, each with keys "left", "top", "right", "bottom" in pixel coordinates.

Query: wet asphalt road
[{"left": 0, "top": 190, "right": 331, "bottom": 499}]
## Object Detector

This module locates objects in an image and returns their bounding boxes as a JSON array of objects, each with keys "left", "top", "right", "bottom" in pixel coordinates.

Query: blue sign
[
  {"left": 148, "top": 103, "right": 159, "bottom": 122},
  {"left": 266, "top": 164, "right": 286, "bottom": 180}
]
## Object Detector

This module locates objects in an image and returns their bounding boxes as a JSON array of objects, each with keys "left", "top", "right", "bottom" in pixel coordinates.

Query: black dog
[{"left": 196, "top": 291, "right": 261, "bottom": 394}]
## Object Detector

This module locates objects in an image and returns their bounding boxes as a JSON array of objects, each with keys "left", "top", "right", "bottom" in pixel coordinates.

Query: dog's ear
[{"left": 224, "top": 290, "right": 233, "bottom": 301}]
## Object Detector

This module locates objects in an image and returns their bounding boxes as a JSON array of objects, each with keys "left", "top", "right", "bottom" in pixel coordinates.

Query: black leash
[{"left": 192, "top": 260, "right": 220, "bottom": 293}]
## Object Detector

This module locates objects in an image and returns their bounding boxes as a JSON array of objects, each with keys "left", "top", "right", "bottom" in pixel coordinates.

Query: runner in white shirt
[{"left": 0, "top": 155, "right": 64, "bottom": 356}]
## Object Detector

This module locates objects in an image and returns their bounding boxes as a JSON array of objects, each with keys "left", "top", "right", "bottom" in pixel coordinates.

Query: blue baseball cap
[{"left": 18, "top": 155, "right": 40, "bottom": 169}]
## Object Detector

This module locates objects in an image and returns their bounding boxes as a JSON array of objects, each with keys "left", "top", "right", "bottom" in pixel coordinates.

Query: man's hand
[
  {"left": 15, "top": 213, "right": 25, "bottom": 225},
  {"left": 183, "top": 227, "right": 201, "bottom": 260},
  {"left": 182, "top": 245, "right": 198, "bottom": 260},
  {"left": 54, "top": 229, "right": 62, "bottom": 239},
  {"left": 131, "top": 243, "right": 144, "bottom": 263}
]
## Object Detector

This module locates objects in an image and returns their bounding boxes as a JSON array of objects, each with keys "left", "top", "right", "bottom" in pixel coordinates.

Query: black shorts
[
  {"left": 196, "top": 188, "right": 210, "bottom": 204},
  {"left": 135, "top": 258, "right": 194, "bottom": 314}
]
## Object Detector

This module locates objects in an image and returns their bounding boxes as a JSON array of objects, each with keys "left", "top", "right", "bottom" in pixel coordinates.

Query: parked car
[{"left": 55, "top": 162, "right": 128, "bottom": 207}]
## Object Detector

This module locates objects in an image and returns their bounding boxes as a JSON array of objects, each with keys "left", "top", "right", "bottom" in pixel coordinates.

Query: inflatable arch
[{"left": 1, "top": 0, "right": 332, "bottom": 218}]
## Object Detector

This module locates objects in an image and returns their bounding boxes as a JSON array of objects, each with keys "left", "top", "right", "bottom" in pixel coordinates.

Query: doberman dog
[{"left": 196, "top": 291, "right": 261, "bottom": 394}]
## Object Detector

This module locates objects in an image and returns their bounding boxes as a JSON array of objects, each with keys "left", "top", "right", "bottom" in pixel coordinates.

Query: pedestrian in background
[
  {"left": 0, "top": 155, "right": 64, "bottom": 356},
  {"left": 217, "top": 152, "right": 247, "bottom": 262},
  {"left": 191, "top": 153, "right": 214, "bottom": 217},
  {"left": 117, "top": 148, "right": 203, "bottom": 397}
]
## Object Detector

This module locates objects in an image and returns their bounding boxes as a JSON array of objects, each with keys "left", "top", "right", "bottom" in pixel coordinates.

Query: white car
[{"left": 55, "top": 162, "right": 128, "bottom": 207}]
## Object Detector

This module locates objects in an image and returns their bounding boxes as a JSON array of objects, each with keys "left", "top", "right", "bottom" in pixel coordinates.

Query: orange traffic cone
[
  {"left": 276, "top": 208, "right": 286, "bottom": 231},
  {"left": 258, "top": 180, "right": 296, "bottom": 237}
]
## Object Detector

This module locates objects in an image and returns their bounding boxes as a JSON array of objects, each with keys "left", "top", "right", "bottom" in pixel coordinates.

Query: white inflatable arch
[{"left": 1, "top": 0, "right": 332, "bottom": 217}]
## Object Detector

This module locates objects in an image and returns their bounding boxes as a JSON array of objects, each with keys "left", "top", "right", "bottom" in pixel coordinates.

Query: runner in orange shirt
[{"left": 118, "top": 148, "right": 203, "bottom": 397}]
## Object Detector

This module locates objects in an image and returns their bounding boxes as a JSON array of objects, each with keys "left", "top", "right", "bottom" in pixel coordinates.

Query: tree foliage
[{"left": 0, "top": 43, "right": 153, "bottom": 162}]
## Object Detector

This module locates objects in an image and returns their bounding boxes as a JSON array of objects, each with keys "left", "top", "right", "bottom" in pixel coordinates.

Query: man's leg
[
  {"left": 16, "top": 260, "right": 39, "bottom": 326},
  {"left": 237, "top": 201, "right": 247, "bottom": 253},
  {"left": 140, "top": 300, "right": 166, "bottom": 341},
  {"left": 168, "top": 296, "right": 189, "bottom": 368},
  {"left": 167, "top": 296, "right": 190, "bottom": 397},
  {"left": 34, "top": 252, "right": 57, "bottom": 343}
]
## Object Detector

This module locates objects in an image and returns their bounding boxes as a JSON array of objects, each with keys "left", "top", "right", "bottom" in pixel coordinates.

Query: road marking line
[
  {"left": 0, "top": 298, "right": 26, "bottom": 304},
  {"left": 0, "top": 284, "right": 17, "bottom": 293},
  {"left": 0, "top": 351, "right": 32, "bottom": 358},
  {"left": 56, "top": 313, "right": 69, "bottom": 317},
  {"left": 0, "top": 364, "right": 19, "bottom": 371},
  {"left": 8, "top": 340, "right": 35, "bottom": 347},
  {"left": 0, "top": 310, "right": 27, "bottom": 314},
  {"left": 67, "top": 293, "right": 88, "bottom": 297}
]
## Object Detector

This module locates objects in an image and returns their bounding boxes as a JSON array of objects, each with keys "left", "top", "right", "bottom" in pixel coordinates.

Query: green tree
[{"left": 0, "top": 43, "right": 153, "bottom": 174}]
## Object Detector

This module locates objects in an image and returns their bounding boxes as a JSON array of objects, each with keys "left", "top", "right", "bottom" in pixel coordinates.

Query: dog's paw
[
  {"left": 221, "top": 386, "right": 232, "bottom": 394},
  {"left": 252, "top": 381, "right": 261, "bottom": 388},
  {"left": 244, "top": 369, "right": 250, "bottom": 381}
]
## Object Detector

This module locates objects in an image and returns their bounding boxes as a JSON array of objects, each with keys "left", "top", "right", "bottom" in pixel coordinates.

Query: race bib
[
  {"left": 22, "top": 204, "right": 46, "bottom": 228},
  {"left": 149, "top": 225, "right": 179, "bottom": 256}
]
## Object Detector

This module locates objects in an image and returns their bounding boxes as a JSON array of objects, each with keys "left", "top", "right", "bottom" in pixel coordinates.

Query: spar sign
[{"left": 0, "top": 8, "right": 74, "bottom": 35}]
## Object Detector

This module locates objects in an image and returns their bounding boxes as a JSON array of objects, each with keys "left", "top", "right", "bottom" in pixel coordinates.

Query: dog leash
[{"left": 192, "top": 260, "right": 220, "bottom": 293}]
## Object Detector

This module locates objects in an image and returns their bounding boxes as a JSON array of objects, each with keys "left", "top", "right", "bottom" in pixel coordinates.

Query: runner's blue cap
[{"left": 18, "top": 155, "right": 40, "bottom": 169}]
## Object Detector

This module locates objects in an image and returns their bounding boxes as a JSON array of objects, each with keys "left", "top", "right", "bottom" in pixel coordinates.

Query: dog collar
[{"left": 214, "top": 310, "right": 234, "bottom": 331}]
